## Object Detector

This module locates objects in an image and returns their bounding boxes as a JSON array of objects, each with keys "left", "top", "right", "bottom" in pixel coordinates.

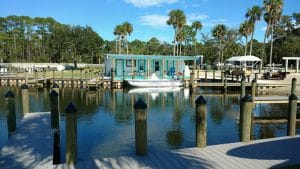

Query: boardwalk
[
  {"left": 1, "top": 112, "right": 300, "bottom": 169},
  {"left": 0, "top": 112, "right": 53, "bottom": 169}
]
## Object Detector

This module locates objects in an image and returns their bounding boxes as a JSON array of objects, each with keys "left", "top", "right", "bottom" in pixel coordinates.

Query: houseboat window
[
  {"left": 155, "top": 61, "right": 159, "bottom": 71},
  {"left": 126, "top": 60, "right": 136, "bottom": 67},
  {"left": 139, "top": 63, "right": 144, "bottom": 72}
]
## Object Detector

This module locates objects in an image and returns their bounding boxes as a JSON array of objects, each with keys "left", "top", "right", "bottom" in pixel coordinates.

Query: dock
[
  {"left": 0, "top": 112, "right": 53, "bottom": 169},
  {"left": 0, "top": 112, "right": 300, "bottom": 169}
]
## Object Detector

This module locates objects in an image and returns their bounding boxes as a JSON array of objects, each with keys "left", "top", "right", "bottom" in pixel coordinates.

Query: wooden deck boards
[
  {"left": 0, "top": 112, "right": 53, "bottom": 169},
  {"left": 1, "top": 112, "right": 300, "bottom": 169}
]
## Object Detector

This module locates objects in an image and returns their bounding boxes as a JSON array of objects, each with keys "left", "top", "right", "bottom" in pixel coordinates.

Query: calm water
[{"left": 0, "top": 86, "right": 299, "bottom": 161}]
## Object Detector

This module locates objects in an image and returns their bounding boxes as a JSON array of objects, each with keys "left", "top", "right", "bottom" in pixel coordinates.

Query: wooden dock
[
  {"left": 0, "top": 112, "right": 53, "bottom": 169},
  {"left": 254, "top": 96, "right": 300, "bottom": 103},
  {"left": 1, "top": 112, "right": 300, "bottom": 168}
]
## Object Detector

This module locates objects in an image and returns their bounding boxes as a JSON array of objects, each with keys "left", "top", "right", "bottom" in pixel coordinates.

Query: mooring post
[
  {"left": 65, "top": 102, "right": 77, "bottom": 166},
  {"left": 34, "top": 69, "right": 38, "bottom": 86},
  {"left": 15, "top": 69, "right": 19, "bottom": 87},
  {"left": 255, "top": 73, "right": 258, "bottom": 81},
  {"left": 25, "top": 70, "right": 28, "bottom": 85},
  {"left": 43, "top": 68, "right": 46, "bottom": 87},
  {"left": 197, "top": 65, "right": 200, "bottom": 79},
  {"left": 5, "top": 91, "right": 16, "bottom": 134},
  {"left": 50, "top": 90, "right": 59, "bottom": 129},
  {"left": 224, "top": 75, "right": 228, "bottom": 94},
  {"left": 251, "top": 79, "right": 257, "bottom": 100},
  {"left": 134, "top": 99, "right": 147, "bottom": 156},
  {"left": 111, "top": 68, "right": 115, "bottom": 89},
  {"left": 205, "top": 70, "right": 208, "bottom": 82},
  {"left": 291, "top": 78, "right": 297, "bottom": 95},
  {"left": 85, "top": 71, "right": 88, "bottom": 88},
  {"left": 61, "top": 70, "right": 64, "bottom": 88},
  {"left": 212, "top": 70, "right": 215, "bottom": 81},
  {"left": 53, "top": 129, "right": 61, "bottom": 164},
  {"left": 287, "top": 93, "right": 298, "bottom": 136},
  {"left": 21, "top": 84, "right": 29, "bottom": 115},
  {"left": 240, "top": 80, "right": 246, "bottom": 122},
  {"left": 190, "top": 71, "right": 195, "bottom": 90},
  {"left": 240, "top": 94, "right": 253, "bottom": 142},
  {"left": 80, "top": 69, "right": 83, "bottom": 88},
  {"left": 70, "top": 69, "right": 74, "bottom": 87},
  {"left": 52, "top": 83, "right": 60, "bottom": 95},
  {"left": 195, "top": 96, "right": 207, "bottom": 148},
  {"left": 221, "top": 71, "right": 224, "bottom": 83},
  {"left": 52, "top": 70, "right": 55, "bottom": 84}
]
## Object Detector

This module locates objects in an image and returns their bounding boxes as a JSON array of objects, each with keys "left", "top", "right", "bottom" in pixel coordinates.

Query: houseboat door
[
  {"left": 116, "top": 59, "right": 123, "bottom": 77},
  {"left": 154, "top": 61, "right": 160, "bottom": 76}
]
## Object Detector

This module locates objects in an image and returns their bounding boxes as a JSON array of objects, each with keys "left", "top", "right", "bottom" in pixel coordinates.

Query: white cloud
[
  {"left": 202, "top": 19, "right": 229, "bottom": 27},
  {"left": 139, "top": 14, "right": 169, "bottom": 27},
  {"left": 261, "top": 26, "right": 267, "bottom": 31},
  {"left": 124, "top": 0, "right": 178, "bottom": 8},
  {"left": 188, "top": 13, "right": 209, "bottom": 21}
]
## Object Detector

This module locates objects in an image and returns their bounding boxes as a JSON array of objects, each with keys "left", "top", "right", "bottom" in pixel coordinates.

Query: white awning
[{"left": 226, "top": 55, "right": 261, "bottom": 62}]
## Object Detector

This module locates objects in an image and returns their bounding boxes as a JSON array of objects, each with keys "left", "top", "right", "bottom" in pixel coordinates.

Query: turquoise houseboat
[{"left": 104, "top": 54, "right": 203, "bottom": 80}]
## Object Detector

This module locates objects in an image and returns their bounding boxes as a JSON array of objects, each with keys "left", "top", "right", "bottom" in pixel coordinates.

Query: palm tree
[
  {"left": 263, "top": 0, "right": 283, "bottom": 68},
  {"left": 113, "top": 24, "right": 126, "bottom": 54},
  {"left": 167, "top": 9, "right": 186, "bottom": 56},
  {"left": 245, "top": 5, "right": 262, "bottom": 56},
  {"left": 122, "top": 21, "right": 133, "bottom": 55},
  {"left": 212, "top": 24, "right": 227, "bottom": 63},
  {"left": 239, "top": 21, "right": 253, "bottom": 56},
  {"left": 192, "top": 21, "right": 202, "bottom": 55}
]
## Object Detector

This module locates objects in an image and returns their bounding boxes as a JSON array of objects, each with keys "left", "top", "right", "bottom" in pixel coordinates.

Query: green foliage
[{"left": 0, "top": 15, "right": 103, "bottom": 63}]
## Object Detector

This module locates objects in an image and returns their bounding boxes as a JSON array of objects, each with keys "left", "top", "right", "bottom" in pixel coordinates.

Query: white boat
[
  {"left": 128, "top": 87, "right": 182, "bottom": 93},
  {"left": 126, "top": 74, "right": 183, "bottom": 88}
]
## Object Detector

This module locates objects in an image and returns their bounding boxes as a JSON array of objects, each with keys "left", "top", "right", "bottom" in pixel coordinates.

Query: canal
[{"left": 0, "top": 86, "right": 299, "bottom": 162}]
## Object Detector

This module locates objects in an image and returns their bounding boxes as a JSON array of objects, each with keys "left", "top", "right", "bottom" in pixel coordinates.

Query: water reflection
[{"left": 0, "top": 86, "right": 299, "bottom": 160}]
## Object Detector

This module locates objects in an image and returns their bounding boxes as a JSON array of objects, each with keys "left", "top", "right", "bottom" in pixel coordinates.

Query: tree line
[
  {"left": 0, "top": 16, "right": 104, "bottom": 63},
  {"left": 0, "top": 0, "right": 300, "bottom": 66}
]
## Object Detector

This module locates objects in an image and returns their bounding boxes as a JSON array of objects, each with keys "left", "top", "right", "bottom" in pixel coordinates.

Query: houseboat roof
[{"left": 105, "top": 54, "right": 202, "bottom": 61}]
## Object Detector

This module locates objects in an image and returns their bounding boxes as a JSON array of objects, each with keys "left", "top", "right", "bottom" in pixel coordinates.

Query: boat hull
[{"left": 126, "top": 79, "right": 183, "bottom": 87}]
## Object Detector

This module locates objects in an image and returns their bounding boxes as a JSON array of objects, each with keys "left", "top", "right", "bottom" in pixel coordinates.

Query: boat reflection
[{"left": 127, "top": 87, "right": 182, "bottom": 100}]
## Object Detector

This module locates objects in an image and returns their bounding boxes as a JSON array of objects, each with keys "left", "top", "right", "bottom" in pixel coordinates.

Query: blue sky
[{"left": 0, "top": 0, "right": 299, "bottom": 43}]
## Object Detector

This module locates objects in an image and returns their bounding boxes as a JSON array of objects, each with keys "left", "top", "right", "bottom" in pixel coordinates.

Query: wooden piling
[
  {"left": 291, "top": 78, "right": 297, "bottom": 95},
  {"left": 195, "top": 96, "right": 207, "bottom": 148},
  {"left": 34, "top": 69, "right": 38, "bottom": 86},
  {"left": 61, "top": 70, "right": 64, "bottom": 87},
  {"left": 134, "top": 99, "right": 147, "bottom": 156},
  {"left": 52, "top": 83, "right": 59, "bottom": 95},
  {"left": 80, "top": 69, "right": 83, "bottom": 88},
  {"left": 71, "top": 69, "right": 74, "bottom": 87},
  {"left": 25, "top": 70, "right": 28, "bottom": 85},
  {"left": 65, "top": 102, "right": 77, "bottom": 166},
  {"left": 213, "top": 70, "right": 215, "bottom": 81},
  {"left": 251, "top": 79, "right": 257, "bottom": 100},
  {"left": 5, "top": 91, "right": 16, "bottom": 134},
  {"left": 205, "top": 70, "right": 207, "bottom": 82},
  {"left": 224, "top": 75, "right": 227, "bottom": 93},
  {"left": 287, "top": 93, "right": 297, "bottom": 136},
  {"left": 53, "top": 129, "right": 61, "bottom": 164},
  {"left": 85, "top": 71, "right": 88, "bottom": 88},
  {"left": 21, "top": 84, "right": 29, "bottom": 115},
  {"left": 50, "top": 90, "right": 59, "bottom": 129},
  {"left": 190, "top": 71, "right": 195, "bottom": 89},
  {"left": 240, "top": 94, "right": 253, "bottom": 142},
  {"left": 111, "top": 68, "right": 115, "bottom": 89},
  {"left": 221, "top": 71, "right": 224, "bottom": 83}
]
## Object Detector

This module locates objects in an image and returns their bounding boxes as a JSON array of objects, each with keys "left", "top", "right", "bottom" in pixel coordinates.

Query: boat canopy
[
  {"left": 226, "top": 55, "right": 261, "bottom": 70},
  {"left": 226, "top": 55, "right": 261, "bottom": 62}
]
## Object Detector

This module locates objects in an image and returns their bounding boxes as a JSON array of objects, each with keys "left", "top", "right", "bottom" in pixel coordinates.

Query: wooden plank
[{"left": 0, "top": 112, "right": 53, "bottom": 169}]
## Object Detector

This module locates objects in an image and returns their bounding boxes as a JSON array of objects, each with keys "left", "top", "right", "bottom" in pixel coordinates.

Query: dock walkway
[
  {"left": 0, "top": 112, "right": 53, "bottom": 169},
  {"left": 1, "top": 112, "right": 300, "bottom": 169}
]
